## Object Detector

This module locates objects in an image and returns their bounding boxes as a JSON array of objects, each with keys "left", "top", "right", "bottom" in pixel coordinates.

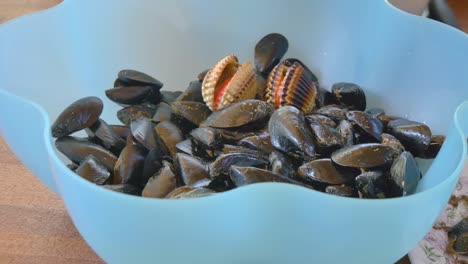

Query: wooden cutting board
[{"left": 1, "top": 1, "right": 466, "bottom": 263}]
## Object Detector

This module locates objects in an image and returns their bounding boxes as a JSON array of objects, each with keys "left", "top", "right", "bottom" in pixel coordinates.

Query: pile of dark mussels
[{"left": 51, "top": 33, "right": 444, "bottom": 199}]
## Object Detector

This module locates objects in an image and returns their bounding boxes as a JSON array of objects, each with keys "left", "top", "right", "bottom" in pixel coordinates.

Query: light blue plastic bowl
[{"left": 1, "top": 0, "right": 467, "bottom": 263}]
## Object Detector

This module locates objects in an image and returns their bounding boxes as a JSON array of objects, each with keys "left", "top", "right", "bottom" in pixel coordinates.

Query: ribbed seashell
[
  {"left": 202, "top": 54, "right": 257, "bottom": 111},
  {"left": 265, "top": 60, "right": 318, "bottom": 113}
]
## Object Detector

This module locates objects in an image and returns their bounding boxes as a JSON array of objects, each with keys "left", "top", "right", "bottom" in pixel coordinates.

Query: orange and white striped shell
[
  {"left": 265, "top": 60, "right": 318, "bottom": 113},
  {"left": 202, "top": 55, "right": 257, "bottom": 111}
]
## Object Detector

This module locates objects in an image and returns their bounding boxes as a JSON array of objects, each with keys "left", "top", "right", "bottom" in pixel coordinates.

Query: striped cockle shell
[
  {"left": 265, "top": 60, "right": 318, "bottom": 113},
  {"left": 202, "top": 54, "right": 257, "bottom": 111}
]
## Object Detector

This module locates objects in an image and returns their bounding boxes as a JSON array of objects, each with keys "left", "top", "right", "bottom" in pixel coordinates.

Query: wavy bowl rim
[{"left": 0, "top": 0, "right": 466, "bottom": 205}]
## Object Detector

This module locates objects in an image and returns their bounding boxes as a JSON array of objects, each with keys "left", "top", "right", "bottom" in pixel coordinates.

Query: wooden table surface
[{"left": 0, "top": 1, "right": 466, "bottom": 264}]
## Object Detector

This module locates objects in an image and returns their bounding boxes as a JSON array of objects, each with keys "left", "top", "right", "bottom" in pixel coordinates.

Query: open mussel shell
[
  {"left": 166, "top": 187, "right": 215, "bottom": 199},
  {"left": 331, "top": 143, "right": 398, "bottom": 168},
  {"left": 210, "top": 152, "right": 268, "bottom": 177},
  {"left": 176, "top": 80, "right": 204, "bottom": 103},
  {"left": 418, "top": 135, "right": 445, "bottom": 159},
  {"left": 202, "top": 55, "right": 257, "bottom": 111},
  {"left": 86, "top": 118, "right": 126, "bottom": 154},
  {"left": 51, "top": 96, "right": 103, "bottom": 138},
  {"left": 448, "top": 218, "right": 468, "bottom": 256},
  {"left": 314, "top": 105, "right": 347, "bottom": 123},
  {"left": 265, "top": 59, "right": 318, "bottom": 113},
  {"left": 141, "top": 148, "right": 164, "bottom": 183},
  {"left": 152, "top": 102, "right": 173, "bottom": 123},
  {"left": 154, "top": 121, "right": 184, "bottom": 158},
  {"left": 388, "top": 151, "right": 421, "bottom": 197},
  {"left": 103, "top": 184, "right": 142, "bottom": 196},
  {"left": 174, "top": 153, "right": 210, "bottom": 186},
  {"left": 75, "top": 155, "right": 111, "bottom": 185},
  {"left": 381, "top": 133, "right": 405, "bottom": 154},
  {"left": 331, "top": 82, "right": 366, "bottom": 111},
  {"left": 118, "top": 69, "right": 163, "bottom": 88},
  {"left": 268, "top": 151, "right": 297, "bottom": 179},
  {"left": 117, "top": 104, "right": 156, "bottom": 126},
  {"left": 325, "top": 185, "right": 357, "bottom": 197},
  {"left": 229, "top": 166, "right": 298, "bottom": 187},
  {"left": 254, "top": 33, "right": 288, "bottom": 75},
  {"left": 55, "top": 136, "right": 118, "bottom": 171},
  {"left": 307, "top": 119, "right": 343, "bottom": 155},
  {"left": 130, "top": 117, "right": 163, "bottom": 151},
  {"left": 105, "top": 85, "right": 156, "bottom": 105},
  {"left": 202, "top": 99, "right": 273, "bottom": 128},
  {"left": 387, "top": 118, "right": 432, "bottom": 155},
  {"left": 268, "top": 105, "right": 317, "bottom": 159},
  {"left": 142, "top": 161, "right": 177, "bottom": 198},
  {"left": 346, "top": 111, "right": 383, "bottom": 142},
  {"left": 297, "top": 159, "right": 359, "bottom": 186},
  {"left": 171, "top": 101, "right": 211, "bottom": 126},
  {"left": 337, "top": 120, "right": 355, "bottom": 147},
  {"left": 238, "top": 132, "right": 275, "bottom": 154},
  {"left": 355, "top": 171, "right": 387, "bottom": 199},
  {"left": 113, "top": 144, "right": 147, "bottom": 186}
]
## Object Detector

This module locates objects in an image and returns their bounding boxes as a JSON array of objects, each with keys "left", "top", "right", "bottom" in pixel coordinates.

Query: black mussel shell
[
  {"left": 381, "top": 133, "right": 405, "bottom": 154},
  {"left": 117, "top": 104, "right": 156, "bottom": 126},
  {"left": 141, "top": 148, "right": 164, "bottom": 183},
  {"left": 314, "top": 105, "right": 347, "bottom": 123},
  {"left": 171, "top": 101, "right": 211, "bottom": 126},
  {"left": 210, "top": 152, "right": 268, "bottom": 177},
  {"left": 142, "top": 161, "right": 177, "bottom": 198},
  {"left": 161, "top": 91, "right": 183, "bottom": 104},
  {"left": 118, "top": 69, "right": 163, "bottom": 88},
  {"left": 75, "top": 155, "right": 111, "bottom": 185},
  {"left": 113, "top": 144, "right": 147, "bottom": 186},
  {"left": 325, "top": 185, "right": 356, "bottom": 197},
  {"left": 152, "top": 102, "right": 173, "bottom": 123},
  {"left": 387, "top": 119, "right": 432, "bottom": 155},
  {"left": 103, "top": 184, "right": 142, "bottom": 196},
  {"left": 355, "top": 171, "right": 387, "bottom": 199},
  {"left": 305, "top": 114, "right": 337, "bottom": 128},
  {"left": 254, "top": 33, "right": 288, "bottom": 75},
  {"left": 174, "top": 153, "right": 210, "bottom": 186},
  {"left": 86, "top": 118, "right": 126, "bottom": 153},
  {"left": 55, "top": 136, "right": 118, "bottom": 171},
  {"left": 176, "top": 80, "right": 204, "bottom": 103},
  {"left": 238, "top": 132, "right": 275, "bottom": 154},
  {"left": 337, "top": 120, "right": 355, "bottom": 147},
  {"left": 229, "top": 166, "right": 298, "bottom": 187},
  {"left": 331, "top": 82, "right": 366, "bottom": 111},
  {"left": 297, "top": 158, "right": 359, "bottom": 186},
  {"left": 418, "top": 135, "right": 445, "bottom": 159},
  {"left": 155, "top": 121, "right": 184, "bottom": 158},
  {"left": 346, "top": 111, "right": 383, "bottom": 142},
  {"left": 388, "top": 151, "right": 421, "bottom": 197},
  {"left": 51, "top": 96, "right": 103, "bottom": 138},
  {"left": 308, "top": 119, "right": 343, "bottom": 155},
  {"left": 331, "top": 143, "right": 398, "bottom": 168},
  {"left": 268, "top": 151, "right": 297, "bottom": 179}
]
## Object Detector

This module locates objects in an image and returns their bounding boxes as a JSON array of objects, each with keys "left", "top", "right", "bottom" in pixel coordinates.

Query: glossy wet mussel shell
[
  {"left": 155, "top": 121, "right": 184, "bottom": 158},
  {"left": 355, "top": 171, "right": 386, "bottom": 199},
  {"left": 174, "top": 153, "right": 210, "bottom": 186},
  {"left": 297, "top": 158, "right": 359, "bottom": 185},
  {"left": 254, "top": 33, "right": 288, "bottom": 75},
  {"left": 331, "top": 82, "right": 366, "bottom": 111},
  {"left": 210, "top": 152, "right": 268, "bottom": 177},
  {"left": 388, "top": 151, "right": 421, "bottom": 197},
  {"left": 202, "top": 99, "right": 273, "bottom": 128},
  {"left": 268, "top": 106, "right": 316, "bottom": 159},
  {"left": 142, "top": 161, "right": 177, "bottom": 198},
  {"left": 113, "top": 144, "right": 147, "bottom": 186},
  {"left": 171, "top": 101, "right": 211, "bottom": 126},
  {"left": 75, "top": 155, "right": 111, "bottom": 185},
  {"left": 86, "top": 118, "right": 126, "bottom": 153},
  {"left": 346, "top": 111, "right": 383, "bottom": 142},
  {"left": 55, "top": 136, "right": 118, "bottom": 171},
  {"left": 331, "top": 143, "right": 398, "bottom": 168},
  {"left": 229, "top": 166, "right": 297, "bottom": 187},
  {"left": 387, "top": 118, "right": 432, "bottom": 155},
  {"left": 51, "top": 96, "right": 103, "bottom": 138},
  {"left": 117, "top": 104, "right": 156, "bottom": 126},
  {"left": 118, "top": 69, "right": 163, "bottom": 88}
]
